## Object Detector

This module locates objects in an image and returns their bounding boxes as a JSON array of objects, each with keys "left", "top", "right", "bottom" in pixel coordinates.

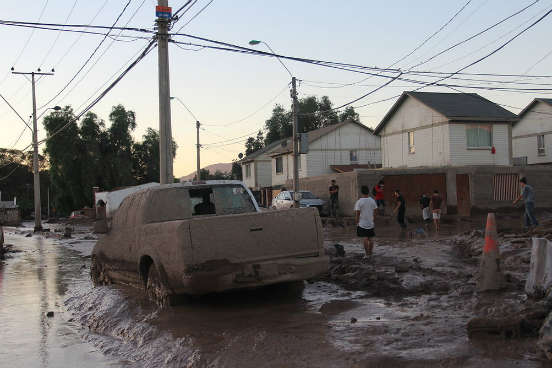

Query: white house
[
  {"left": 269, "top": 120, "right": 381, "bottom": 187},
  {"left": 240, "top": 139, "right": 284, "bottom": 190},
  {"left": 513, "top": 98, "right": 552, "bottom": 165},
  {"left": 374, "top": 92, "right": 518, "bottom": 168}
]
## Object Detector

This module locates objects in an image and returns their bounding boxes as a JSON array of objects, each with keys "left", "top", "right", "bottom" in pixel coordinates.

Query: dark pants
[
  {"left": 397, "top": 209, "right": 406, "bottom": 228},
  {"left": 329, "top": 198, "right": 339, "bottom": 217},
  {"left": 524, "top": 201, "right": 538, "bottom": 227}
]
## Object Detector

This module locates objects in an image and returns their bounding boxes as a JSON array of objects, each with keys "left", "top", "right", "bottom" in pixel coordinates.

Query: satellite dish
[{"left": 238, "top": 153, "right": 243, "bottom": 159}]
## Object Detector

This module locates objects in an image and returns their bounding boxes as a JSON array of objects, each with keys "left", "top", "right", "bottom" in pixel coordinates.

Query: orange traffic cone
[{"left": 477, "top": 213, "right": 505, "bottom": 291}]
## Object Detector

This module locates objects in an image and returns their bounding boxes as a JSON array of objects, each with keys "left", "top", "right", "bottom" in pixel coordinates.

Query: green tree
[
  {"left": 264, "top": 104, "right": 292, "bottom": 145},
  {"left": 245, "top": 130, "right": 264, "bottom": 155},
  {"left": 231, "top": 160, "right": 242, "bottom": 180},
  {"left": 133, "top": 128, "right": 177, "bottom": 184},
  {"left": 106, "top": 104, "right": 136, "bottom": 188},
  {"left": 339, "top": 106, "right": 360, "bottom": 123}
]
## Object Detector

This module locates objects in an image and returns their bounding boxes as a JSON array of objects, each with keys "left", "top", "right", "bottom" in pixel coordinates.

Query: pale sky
[{"left": 1, "top": 0, "right": 551, "bottom": 177}]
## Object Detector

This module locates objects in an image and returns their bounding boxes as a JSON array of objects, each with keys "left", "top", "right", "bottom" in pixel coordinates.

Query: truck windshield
[{"left": 213, "top": 185, "right": 256, "bottom": 215}]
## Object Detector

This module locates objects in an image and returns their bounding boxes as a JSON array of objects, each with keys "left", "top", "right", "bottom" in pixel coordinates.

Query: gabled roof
[
  {"left": 239, "top": 138, "right": 285, "bottom": 163},
  {"left": 374, "top": 92, "right": 518, "bottom": 135},
  {"left": 517, "top": 98, "right": 552, "bottom": 120},
  {"left": 268, "top": 120, "right": 375, "bottom": 157}
]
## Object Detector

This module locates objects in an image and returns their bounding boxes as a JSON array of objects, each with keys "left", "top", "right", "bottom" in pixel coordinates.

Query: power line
[
  {"left": 39, "top": 0, "right": 79, "bottom": 68},
  {"left": 35, "top": 0, "right": 135, "bottom": 111},
  {"left": 0, "top": 92, "right": 32, "bottom": 131},
  {"left": 174, "top": 0, "right": 215, "bottom": 32},
  {"left": 408, "top": 0, "right": 540, "bottom": 70}
]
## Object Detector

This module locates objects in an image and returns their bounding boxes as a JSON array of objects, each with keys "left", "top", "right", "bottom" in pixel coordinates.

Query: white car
[{"left": 272, "top": 190, "right": 325, "bottom": 214}]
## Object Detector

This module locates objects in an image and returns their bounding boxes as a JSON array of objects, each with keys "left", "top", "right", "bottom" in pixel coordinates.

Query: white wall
[
  {"left": 449, "top": 123, "right": 511, "bottom": 166},
  {"left": 513, "top": 101, "right": 552, "bottom": 164},
  {"left": 256, "top": 160, "right": 272, "bottom": 188},
  {"left": 306, "top": 123, "right": 381, "bottom": 176},
  {"left": 380, "top": 96, "right": 449, "bottom": 168},
  {"left": 272, "top": 154, "right": 292, "bottom": 187},
  {"left": 242, "top": 162, "right": 255, "bottom": 188}
]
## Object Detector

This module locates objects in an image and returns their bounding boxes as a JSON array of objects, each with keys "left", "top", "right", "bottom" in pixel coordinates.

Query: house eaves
[{"left": 517, "top": 98, "right": 552, "bottom": 120}]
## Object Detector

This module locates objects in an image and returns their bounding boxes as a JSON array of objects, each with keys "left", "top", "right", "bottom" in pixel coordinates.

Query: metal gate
[{"left": 492, "top": 173, "right": 520, "bottom": 201}]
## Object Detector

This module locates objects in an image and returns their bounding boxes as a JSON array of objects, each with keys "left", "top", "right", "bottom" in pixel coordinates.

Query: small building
[
  {"left": 513, "top": 98, "right": 552, "bottom": 165},
  {"left": 0, "top": 200, "right": 21, "bottom": 226},
  {"left": 240, "top": 139, "right": 285, "bottom": 191},
  {"left": 374, "top": 92, "right": 518, "bottom": 168},
  {"left": 269, "top": 120, "right": 381, "bottom": 187}
]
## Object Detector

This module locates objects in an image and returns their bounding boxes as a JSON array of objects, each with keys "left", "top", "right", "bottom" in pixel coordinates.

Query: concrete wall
[
  {"left": 286, "top": 171, "right": 359, "bottom": 216},
  {"left": 287, "top": 165, "right": 552, "bottom": 218},
  {"left": 513, "top": 101, "right": 552, "bottom": 165},
  {"left": 242, "top": 162, "right": 255, "bottom": 188},
  {"left": 0, "top": 208, "right": 21, "bottom": 226},
  {"left": 449, "top": 123, "right": 511, "bottom": 166}
]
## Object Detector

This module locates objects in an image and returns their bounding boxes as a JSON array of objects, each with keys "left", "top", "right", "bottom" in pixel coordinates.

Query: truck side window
[
  {"left": 213, "top": 186, "right": 256, "bottom": 215},
  {"left": 190, "top": 188, "right": 216, "bottom": 216}
]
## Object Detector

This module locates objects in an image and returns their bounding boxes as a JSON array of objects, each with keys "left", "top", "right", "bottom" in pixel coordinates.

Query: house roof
[
  {"left": 268, "top": 120, "right": 375, "bottom": 157},
  {"left": 517, "top": 98, "right": 552, "bottom": 120},
  {"left": 239, "top": 138, "right": 286, "bottom": 163},
  {"left": 374, "top": 92, "right": 518, "bottom": 135}
]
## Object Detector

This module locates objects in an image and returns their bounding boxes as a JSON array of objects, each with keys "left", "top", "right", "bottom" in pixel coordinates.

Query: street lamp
[
  {"left": 170, "top": 96, "right": 201, "bottom": 181},
  {"left": 249, "top": 39, "right": 299, "bottom": 207}
]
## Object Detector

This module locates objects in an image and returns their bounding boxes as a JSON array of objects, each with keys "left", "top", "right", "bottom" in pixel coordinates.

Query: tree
[
  {"left": 339, "top": 106, "right": 360, "bottom": 123},
  {"left": 264, "top": 104, "right": 292, "bottom": 145},
  {"left": 105, "top": 104, "right": 136, "bottom": 188},
  {"left": 133, "top": 128, "right": 177, "bottom": 184},
  {"left": 231, "top": 160, "right": 242, "bottom": 180},
  {"left": 245, "top": 130, "right": 264, "bottom": 155},
  {"left": 194, "top": 168, "right": 231, "bottom": 180}
]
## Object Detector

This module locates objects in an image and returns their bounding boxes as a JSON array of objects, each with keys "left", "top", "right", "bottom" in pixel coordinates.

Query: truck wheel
[
  {"left": 90, "top": 256, "right": 110, "bottom": 286},
  {"left": 146, "top": 265, "right": 170, "bottom": 308}
]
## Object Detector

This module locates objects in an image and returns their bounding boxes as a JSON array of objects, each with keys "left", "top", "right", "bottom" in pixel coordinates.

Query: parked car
[
  {"left": 91, "top": 181, "right": 328, "bottom": 306},
  {"left": 272, "top": 190, "right": 325, "bottom": 214}
]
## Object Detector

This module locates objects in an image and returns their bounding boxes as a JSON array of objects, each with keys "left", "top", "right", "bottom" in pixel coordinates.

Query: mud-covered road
[{"left": 0, "top": 216, "right": 550, "bottom": 367}]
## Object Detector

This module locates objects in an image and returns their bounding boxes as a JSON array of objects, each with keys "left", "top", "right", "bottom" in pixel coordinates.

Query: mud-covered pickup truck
[{"left": 91, "top": 181, "right": 328, "bottom": 305}]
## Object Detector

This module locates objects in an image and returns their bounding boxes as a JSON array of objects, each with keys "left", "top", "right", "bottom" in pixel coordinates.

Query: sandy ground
[{"left": 1, "top": 213, "right": 552, "bottom": 367}]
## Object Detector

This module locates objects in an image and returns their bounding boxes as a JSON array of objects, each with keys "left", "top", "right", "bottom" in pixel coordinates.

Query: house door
[{"left": 456, "top": 174, "right": 471, "bottom": 217}]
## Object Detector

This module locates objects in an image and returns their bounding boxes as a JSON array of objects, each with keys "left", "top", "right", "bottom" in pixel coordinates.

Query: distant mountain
[{"left": 180, "top": 162, "right": 232, "bottom": 181}]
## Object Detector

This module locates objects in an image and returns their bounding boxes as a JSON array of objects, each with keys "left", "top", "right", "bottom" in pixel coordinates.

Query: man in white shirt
[{"left": 354, "top": 185, "right": 378, "bottom": 257}]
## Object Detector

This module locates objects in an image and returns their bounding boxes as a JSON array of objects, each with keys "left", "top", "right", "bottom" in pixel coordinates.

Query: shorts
[
  {"left": 376, "top": 199, "right": 385, "bottom": 208},
  {"left": 422, "top": 207, "right": 431, "bottom": 221},
  {"left": 357, "top": 226, "right": 375, "bottom": 238},
  {"left": 432, "top": 209, "right": 441, "bottom": 220}
]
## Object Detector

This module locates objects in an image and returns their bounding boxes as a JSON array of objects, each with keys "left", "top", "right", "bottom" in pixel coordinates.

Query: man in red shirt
[{"left": 373, "top": 180, "right": 385, "bottom": 215}]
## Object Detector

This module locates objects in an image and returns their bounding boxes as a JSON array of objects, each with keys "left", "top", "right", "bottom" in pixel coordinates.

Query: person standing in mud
[
  {"left": 430, "top": 190, "right": 443, "bottom": 233},
  {"left": 513, "top": 177, "right": 539, "bottom": 229},
  {"left": 420, "top": 193, "right": 431, "bottom": 229},
  {"left": 354, "top": 185, "right": 378, "bottom": 258},
  {"left": 329, "top": 180, "right": 339, "bottom": 218},
  {"left": 373, "top": 180, "right": 385, "bottom": 215},
  {"left": 392, "top": 189, "right": 407, "bottom": 229}
]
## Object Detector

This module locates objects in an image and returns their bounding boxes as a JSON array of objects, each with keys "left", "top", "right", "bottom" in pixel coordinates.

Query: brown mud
[{"left": 1, "top": 213, "right": 552, "bottom": 367}]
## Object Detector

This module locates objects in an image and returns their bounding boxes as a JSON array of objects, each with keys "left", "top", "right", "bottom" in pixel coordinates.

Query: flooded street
[{"left": 0, "top": 217, "right": 550, "bottom": 367}]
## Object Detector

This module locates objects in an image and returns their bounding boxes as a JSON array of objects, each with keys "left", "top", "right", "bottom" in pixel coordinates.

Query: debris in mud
[
  {"left": 46, "top": 311, "right": 54, "bottom": 318},
  {"left": 350, "top": 317, "right": 357, "bottom": 324},
  {"left": 25, "top": 233, "right": 32, "bottom": 238},
  {"left": 63, "top": 227, "right": 72, "bottom": 238}
]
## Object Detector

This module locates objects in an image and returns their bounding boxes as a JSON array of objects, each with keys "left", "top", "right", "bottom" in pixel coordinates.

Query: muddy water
[
  {"left": 0, "top": 226, "right": 124, "bottom": 367},
  {"left": 0, "top": 221, "right": 548, "bottom": 367}
]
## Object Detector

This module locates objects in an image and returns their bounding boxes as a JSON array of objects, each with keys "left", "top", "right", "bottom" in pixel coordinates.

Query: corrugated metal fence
[{"left": 492, "top": 173, "right": 520, "bottom": 201}]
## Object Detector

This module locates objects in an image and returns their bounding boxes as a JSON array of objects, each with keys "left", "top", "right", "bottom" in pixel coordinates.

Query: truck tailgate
[{"left": 189, "top": 208, "right": 321, "bottom": 265}]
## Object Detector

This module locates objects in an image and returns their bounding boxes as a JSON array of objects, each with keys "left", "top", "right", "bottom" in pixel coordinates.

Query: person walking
[
  {"left": 513, "top": 177, "right": 538, "bottom": 229},
  {"left": 420, "top": 193, "right": 431, "bottom": 229},
  {"left": 373, "top": 180, "right": 385, "bottom": 215},
  {"left": 430, "top": 190, "right": 443, "bottom": 233},
  {"left": 329, "top": 180, "right": 339, "bottom": 218},
  {"left": 392, "top": 189, "right": 407, "bottom": 229},
  {"left": 354, "top": 185, "right": 378, "bottom": 258}
]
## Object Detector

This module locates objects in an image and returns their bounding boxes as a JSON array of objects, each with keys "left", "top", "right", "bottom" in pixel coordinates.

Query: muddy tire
[
  {"left": 90, "top": 256, "right": 110, "bottom": 286},
  {"left": 146, "top": 265, "right": 170, "bottom": 308}
]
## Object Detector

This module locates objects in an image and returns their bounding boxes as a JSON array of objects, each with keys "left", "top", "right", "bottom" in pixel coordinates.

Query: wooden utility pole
[
  {"left": 291, "top": 76, "right": 300, "bottom": 208},
  {"left": 196, "top": 120, "right": 201, "bottom": 181}
]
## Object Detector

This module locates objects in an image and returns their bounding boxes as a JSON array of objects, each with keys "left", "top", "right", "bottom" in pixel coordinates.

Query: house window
[
  {"left": 245, "top": 164, "right": 251, "bottom": 178},
  {"left": 466, "top": 124, "right": 492, "bottom": 148},
  {"left": 349, "top": 150, "right": 358, "bottom": 162},
  {"left": 408, "top": 131, "right": 415, "bottom": 154},
  {"left": 275, "top": 157, "right": 283, "bottom": 174},
  {"left": 538, "top": 134, "right": 546, "bottom": 156},
  {"left": 297, "top": 155, "right": 302, "bottom": 170}
]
